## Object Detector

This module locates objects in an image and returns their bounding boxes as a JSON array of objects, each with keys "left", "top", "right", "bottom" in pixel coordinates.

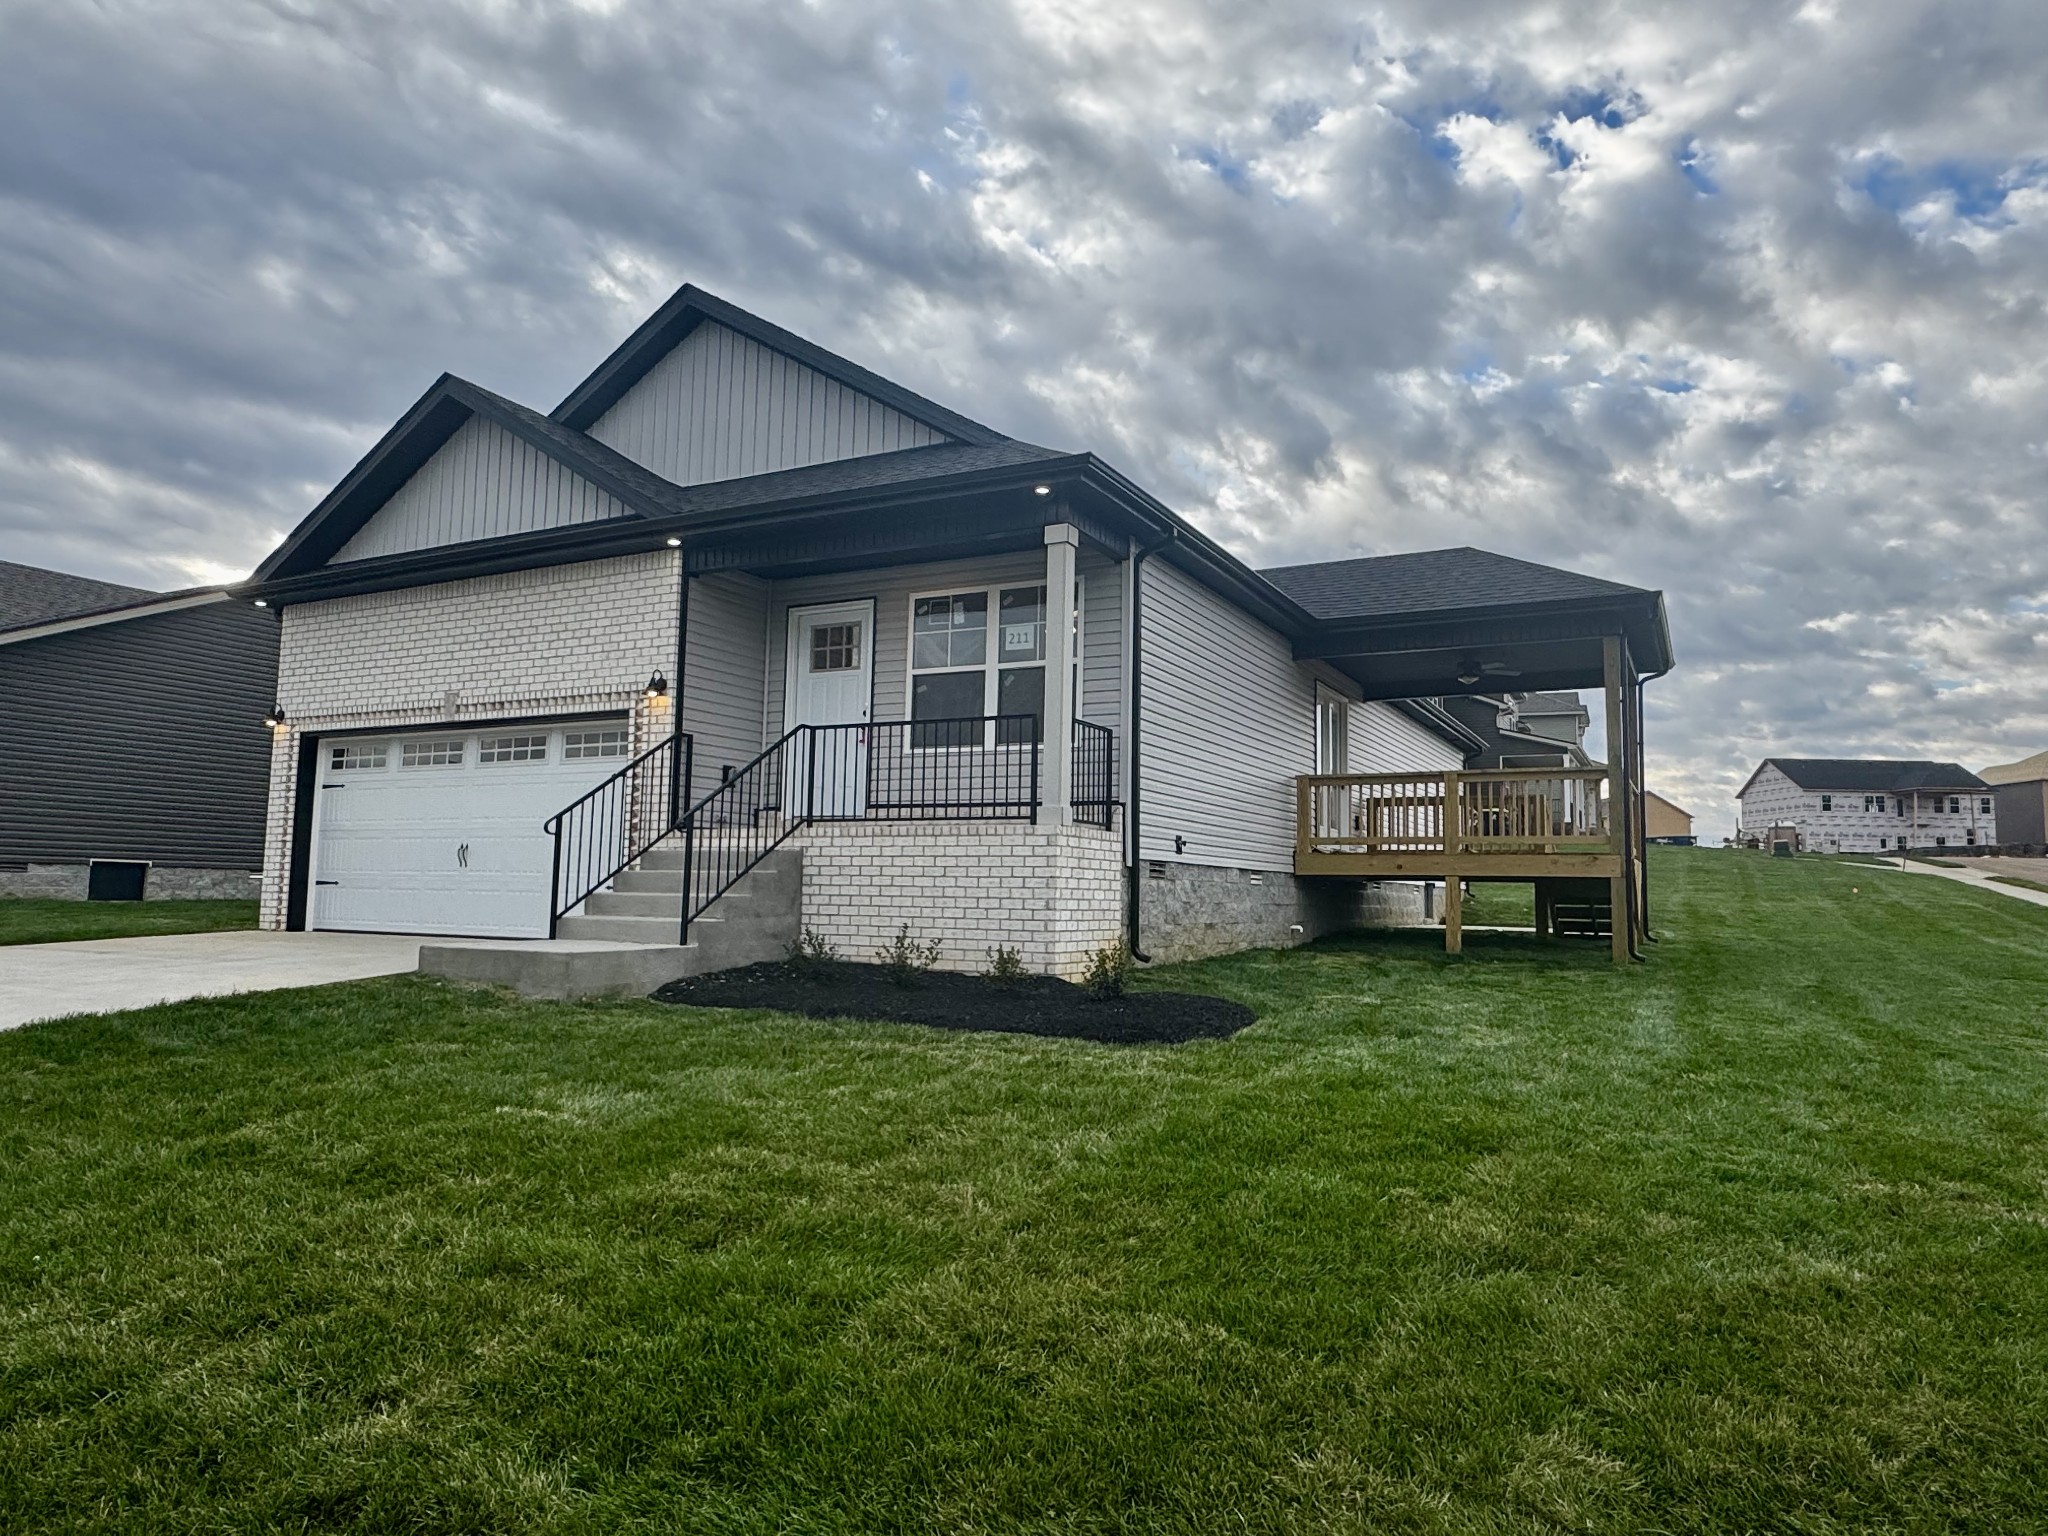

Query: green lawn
[
  {"left": 5, "top": 850, "right": 2048, "bottom": 1531},
  {"left": 0, "top": 898, "right": 257, "bottom": 946}
]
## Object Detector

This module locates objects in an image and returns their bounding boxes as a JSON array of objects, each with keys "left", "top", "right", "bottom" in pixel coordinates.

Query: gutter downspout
[{"left": 1126, "top": 527, "right": 1178, "bottom": 961}]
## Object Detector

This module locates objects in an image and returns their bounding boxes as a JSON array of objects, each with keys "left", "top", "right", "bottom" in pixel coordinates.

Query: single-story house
[
  {"left": 1737, "top": 759, "right": 1994, "bottom": 854},
  {"left": 1978, "top": 751, "right": 2048, "bottom": 847},
  {"left": 241, "top": 284, "right": 1673, "bottom": 985},
  {"left": 0, "top": 560, "right": 280, "bottom": 899},
  {"left": 1643, "top": 791, "right": 1694, "bottom": 845}
]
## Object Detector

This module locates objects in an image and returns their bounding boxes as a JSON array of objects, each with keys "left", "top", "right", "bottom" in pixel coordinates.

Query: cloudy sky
[{"left": 4, "top": 0, "right": 2045, "bottom": 832}]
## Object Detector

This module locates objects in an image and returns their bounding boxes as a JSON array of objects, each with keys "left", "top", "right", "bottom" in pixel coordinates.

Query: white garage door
[{"left": 310, "top": 720, "right": 633, "bottom": 938}]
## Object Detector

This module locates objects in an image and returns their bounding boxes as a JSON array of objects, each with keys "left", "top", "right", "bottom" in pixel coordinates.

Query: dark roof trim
[
  {"left": 1388, "top": 698, "right": 1487, "bottom": 758},
  {"left": 252, "top": 375, "right": 684, "bottom": 583},
  {"left": 550, "top": 284, "right": 1010, "bottom": 446},
  {"left": 1298, "top": 592, "right": 1673, "bottom": 677}
]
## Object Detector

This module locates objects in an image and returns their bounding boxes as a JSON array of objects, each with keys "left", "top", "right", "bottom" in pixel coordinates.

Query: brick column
[{"left": 1043, "top": 524, "right": 1079, "bottom": 827}]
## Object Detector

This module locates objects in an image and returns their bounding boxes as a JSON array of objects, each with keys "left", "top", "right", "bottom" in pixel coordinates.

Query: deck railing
[{"left": 1297, "top": 767, "right": 1613, "bottom": 858}]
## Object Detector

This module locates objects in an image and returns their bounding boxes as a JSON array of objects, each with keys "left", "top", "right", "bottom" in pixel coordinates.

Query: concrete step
[
  {"left": 583, "top": 888, "right": 687, "bottom": 919},
  {"left": 557, "top": 912, "right": 688, "bottom": 945}
]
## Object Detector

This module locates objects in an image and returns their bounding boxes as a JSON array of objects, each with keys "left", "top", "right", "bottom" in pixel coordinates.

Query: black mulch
[{"left": 651, "top": 960, "right": 1256, "bottom": 1045}]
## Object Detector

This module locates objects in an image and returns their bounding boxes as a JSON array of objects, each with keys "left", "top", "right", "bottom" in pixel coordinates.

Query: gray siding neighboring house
[
  {"left": 0, "top": 568, "right": 280, "bottom": 899},
  {"left": 1979, "top": 751, "right": 2048, "bottom": 847}
]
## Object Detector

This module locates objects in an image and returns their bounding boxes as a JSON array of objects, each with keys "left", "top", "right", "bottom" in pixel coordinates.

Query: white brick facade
[
  {"left": 1737, "top": 762, "right": 1995, "bottom": 853},
  {"left": 793, "top": 817, "right": 1125, "bottom": 979},
  {"left": 259, "top": 553, "right": 680, "bottom": 927}
]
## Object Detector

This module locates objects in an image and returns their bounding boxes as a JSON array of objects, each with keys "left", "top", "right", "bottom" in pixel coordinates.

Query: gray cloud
[{"left": 3, "top": 0, "right": 2046, "bottom": 834}]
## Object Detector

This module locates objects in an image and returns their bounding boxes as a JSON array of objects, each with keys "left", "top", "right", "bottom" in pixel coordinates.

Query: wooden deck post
[
  {"left": 1444, "top": 872, "right": 1463, "bottom": 954},
  {"left": 1534, "top": 882, "right": 1552, "bottom": 938},
  {"left": 1603, "top": 636, "right": 1629, "bottom": 963}
]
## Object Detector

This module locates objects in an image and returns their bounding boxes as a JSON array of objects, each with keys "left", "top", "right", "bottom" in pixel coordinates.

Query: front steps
[{"left": 418, "top": 849, "right": 802, "bottom": 1000}]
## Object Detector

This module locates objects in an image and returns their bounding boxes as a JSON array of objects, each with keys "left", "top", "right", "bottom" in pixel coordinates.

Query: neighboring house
[
  {"left": 242, "top": 284, "right": 1673, "bottom": 983},
  {"left": 1643, "top": 791, "right": 1694, "bottom": 845},
  {"left": 0, "top": 561, "right": 280, "bottom": 900},
  {"left": 1436, "top": 691, "right": 1593, "bottom": 768},
  {"left": 1979, "top": 750, "right": 2048, "bottom": 846},
  {"left": 1736, "top": 759, "right": 1994, "bottom": 854}
]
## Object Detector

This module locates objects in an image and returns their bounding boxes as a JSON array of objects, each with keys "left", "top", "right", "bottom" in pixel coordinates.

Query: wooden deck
[{"left": 1295, "top": 767, "right": 1636, "bottom": 958}]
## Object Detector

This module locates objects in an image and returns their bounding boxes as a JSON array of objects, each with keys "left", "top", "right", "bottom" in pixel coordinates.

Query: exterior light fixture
[
  {"left": 1454, "top": 657, "right": 1482, "bottom": 687},
  {"left": 1032, "top": 484, "right": 1052, "bottom": 496},
  {"left": 263, "top": 703, "right": 286, "bottom": 728},
  {"left": 644, "top": 672, "right": 669, "bottom": 701},
  {"left": 665, "top": 536, "right": 681, "bottom": 547},
  {"left": 252, "top": 598, "right": 268, "bottom": 607}
]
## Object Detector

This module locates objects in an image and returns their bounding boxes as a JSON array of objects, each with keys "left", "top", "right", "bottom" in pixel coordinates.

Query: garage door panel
[{"left": 310, "top": 721, "right": 630, "bottom": 939}]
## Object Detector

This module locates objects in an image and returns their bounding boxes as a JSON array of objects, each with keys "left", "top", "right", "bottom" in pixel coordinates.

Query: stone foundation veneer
[
  {"left": 0, "top": 865, "right": 261, "bottom": 901},
  {"left": 1136, "top": 861, "right": 1427, "bottom": 963},
  {"left": 793, "top": 818, "right": 1125, "bottom": 980}
]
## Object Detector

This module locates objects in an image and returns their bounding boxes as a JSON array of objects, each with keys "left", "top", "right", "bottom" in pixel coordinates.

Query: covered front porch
[{"left": 1275, "top": 554, "right": 1675, "bottom": 961}]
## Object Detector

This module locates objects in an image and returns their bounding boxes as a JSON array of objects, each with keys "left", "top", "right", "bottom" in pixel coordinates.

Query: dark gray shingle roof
[
  {"left": 0, "top": 560, "right": 153, "bottom": 633},
  {"left": 1257, "top": 547, "right": 1649, "bottom": 620},
  {"left": 1762, "top": 759, "right": 1987, "bottom": 793}
]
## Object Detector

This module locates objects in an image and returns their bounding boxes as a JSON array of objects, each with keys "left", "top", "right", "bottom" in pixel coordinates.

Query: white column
[{"left": 1043, "top": 523, "right": 1080, "bottom": 826}]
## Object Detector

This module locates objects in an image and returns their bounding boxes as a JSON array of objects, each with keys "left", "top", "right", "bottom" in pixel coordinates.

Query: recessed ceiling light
[
  {"left": 665, "top": 536, "right": 681, "bottom": 547},
  {"left": 252, "top": 598, "right": 268, "bottom": 607},
  {"left": 1032, "top": 484, "right": 1052, "bottom": 496}
]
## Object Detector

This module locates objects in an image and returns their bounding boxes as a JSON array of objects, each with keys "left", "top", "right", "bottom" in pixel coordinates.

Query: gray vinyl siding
[
  {"left": 1078, "top": 549, "right": 1122, "bottom": 729},
  {"left": 765, "top": 551, "right": 1053, "bottom": 731},
  {"left": 1350, "top": 700, "right": 1466, "bottom": 774},
  {"left": 590, "top": 321, "right": 950, "bottom": 486},
  {"left": 0, "top": 601, "right": 279, "bottom": 867},
  {"left": 334, "top": 416, "right": 633, "bottom": 562},
  {"left": 681, "top": 572, "right": 771, "bottom": 801},
  {"left": 1139, "top": 558, "right": 1312, "bottom": 869}
]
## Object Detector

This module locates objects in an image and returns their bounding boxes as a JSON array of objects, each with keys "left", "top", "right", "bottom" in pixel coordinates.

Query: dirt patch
[{"left": 652, "top": 959, "right": 1256, "bottom": 1045}]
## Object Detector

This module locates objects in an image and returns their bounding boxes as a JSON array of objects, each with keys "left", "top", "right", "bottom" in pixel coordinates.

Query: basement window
[
  {"left": 400, "top": 738, "right": 465, "bottom": 768},
  {"left": 479, "top": 734, "right": 547, "bottom": 764}
]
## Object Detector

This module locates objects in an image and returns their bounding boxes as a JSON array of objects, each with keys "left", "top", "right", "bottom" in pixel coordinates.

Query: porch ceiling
[{"left": 1300, "top": 596, "right": 1672, "bottom": 699}]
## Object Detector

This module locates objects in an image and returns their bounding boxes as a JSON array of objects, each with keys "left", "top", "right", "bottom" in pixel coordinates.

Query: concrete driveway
[{"left": 0, "top": 931, "right": 427, "bottom": 1031}]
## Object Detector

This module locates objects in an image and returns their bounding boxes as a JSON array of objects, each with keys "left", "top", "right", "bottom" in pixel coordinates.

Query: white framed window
[
  {"left": 1314, "top": 685, "right": 1349, "bottom": 775},
  {"left": 907, "top": 582, "right": 1079, "bottom": 747},
  {"left": 564, "top": 728, "right": 629, "bottom": 760},
  {"left": 400, "top": 738, "right": 465, "bottom": 768},
  {"left": 1981, "top": 797, "right": 1992, "bottom": 815},
  {"left": 1947, "top": 796, "right": 1961, "bottom": 814},
  {"left": 329, "top": 743, "right": 387, "bottom": 771},
  {"left": 479, "top": 733, "right": 548, "bottom": 764},
  {"left": 809, "top": 622, "right": 861, "bottom": 673},
  {"left": 1820, "top": 794, "right": 1832, "bottom": 811}
]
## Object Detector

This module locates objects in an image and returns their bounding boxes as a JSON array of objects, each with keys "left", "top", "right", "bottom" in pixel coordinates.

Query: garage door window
[
  {"left": 564, "top": 729, "right": 628, "bottom": 760},
  {"left": 331, "top": 743, "right": 387, "bottom": 770},
  {"left": 480, "top": 734, "right": 548, "bottom": 764},
  {"left": 400, "top": 738, "right": 465, "bottom": 768}
]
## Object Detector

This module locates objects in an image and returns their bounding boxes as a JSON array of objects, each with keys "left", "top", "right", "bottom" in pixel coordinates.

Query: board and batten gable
[
  {"left": 333, "top": 416, "right": 635, "bottom": 563},
  {"left": 1139, "top": 557, "right": 1314, "bottom": 869},
  {"left": 588, "top": 321, "right": 951, "bottom": 487}
]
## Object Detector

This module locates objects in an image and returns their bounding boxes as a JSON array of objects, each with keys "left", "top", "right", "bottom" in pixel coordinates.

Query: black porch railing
[
  {"left": 547, "top": 717, "right": 1114, "bottom": 943},
  {"left": 1073, "top": 719, "right": 1117, "bottom": 828},
  {"left": 545, "top": 731, "right": 690, "bottom": 937}
]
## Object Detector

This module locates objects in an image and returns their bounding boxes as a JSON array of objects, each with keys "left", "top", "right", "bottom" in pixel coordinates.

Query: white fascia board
[{"left": 0, "top": 590, "right": 230, "bottom": 649}]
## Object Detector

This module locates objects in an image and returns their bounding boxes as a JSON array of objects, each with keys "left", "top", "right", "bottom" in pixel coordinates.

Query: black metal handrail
[
  {"left": 680, "top": 725, "right": 804, "bottom": 939},
  {"left": 1073, "top": 719, "right": 1118, "bottom": 828},
  {"left": 811, "top": 715, "right": 1042, "bottom": 822},
  {"left": 545, "top": 731, "right": 691, "bottom": 937}
]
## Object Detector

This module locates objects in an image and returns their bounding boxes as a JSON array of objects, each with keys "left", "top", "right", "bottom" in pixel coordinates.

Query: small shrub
[
  {"left": 785, "top": 927, "right": 839, "bottom": 973},
  {"left": 984, "top": 944, "right": 1027, "bottom": 989},
  {"left": 875, "top": 924, "right": 943, "bottom": 987},
  {"left": 1081, "top": 938, "right": 1133, "bottom": 1000}
]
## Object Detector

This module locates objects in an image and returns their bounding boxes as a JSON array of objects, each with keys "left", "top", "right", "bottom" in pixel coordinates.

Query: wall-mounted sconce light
[
  {"left": 644, "top": 672, "right": 669, "bottom": 701},
  {"left": 263, "top": 702, "right": 286, "bottom": 728}
]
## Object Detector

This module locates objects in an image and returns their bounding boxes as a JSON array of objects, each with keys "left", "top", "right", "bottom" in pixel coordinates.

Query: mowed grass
[
  {"left": 4, "top": 851, "right": 2047, "bottom": 1532},
  {"left": 0, "top": 898, "right": 257, "bottom": 946}
]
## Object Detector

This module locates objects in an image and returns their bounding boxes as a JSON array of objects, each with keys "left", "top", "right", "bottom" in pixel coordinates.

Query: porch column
[
  {"left": 1603, "top": 635, "right": 1630, "bottom": 963},
  {"left": 1043, "top": 524, "right": 1080, "bottom": 826}
]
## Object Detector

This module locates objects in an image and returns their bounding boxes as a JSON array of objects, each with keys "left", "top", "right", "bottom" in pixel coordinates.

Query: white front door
[
  {"left": 308, "top": 720, "right": 632, "bottom": 938},
  {"left": 784, "top": 600, "right": 873, "bottom": 817}
]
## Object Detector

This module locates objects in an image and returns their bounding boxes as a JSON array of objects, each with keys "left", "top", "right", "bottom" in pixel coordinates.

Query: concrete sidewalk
[
  {"left": 0, "top": 930, "right": 428, "bottom": 1031},
  {"left": 1883, "top": 859, "right": 2048, "bottom": 911}
]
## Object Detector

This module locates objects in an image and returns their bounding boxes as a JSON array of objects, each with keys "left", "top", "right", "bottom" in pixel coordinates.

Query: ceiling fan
[{"left": 1454, "top": 655, "right": 1523, "bottom": 686}]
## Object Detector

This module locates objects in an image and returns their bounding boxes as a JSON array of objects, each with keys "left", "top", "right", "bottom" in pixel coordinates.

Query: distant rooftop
[
  {"left": 1749, "top": 758, "right": 1988, "bottom": 794},
  {"left": 1980, "top": 750, "right": 2048, "bottom": 786}
]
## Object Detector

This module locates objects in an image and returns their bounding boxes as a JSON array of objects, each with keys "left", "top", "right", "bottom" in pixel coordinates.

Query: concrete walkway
[
  {"left": 1884, "top": 859, "right": 2048, "bottom": 911},
  {"left": 0, "top": 931, "right": 428, "bottom": 1031}
]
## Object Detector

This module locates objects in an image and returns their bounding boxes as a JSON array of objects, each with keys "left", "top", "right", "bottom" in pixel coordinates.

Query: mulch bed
[{"left": 652, "top": 959, "right": 1256, "bottom": 1045}]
